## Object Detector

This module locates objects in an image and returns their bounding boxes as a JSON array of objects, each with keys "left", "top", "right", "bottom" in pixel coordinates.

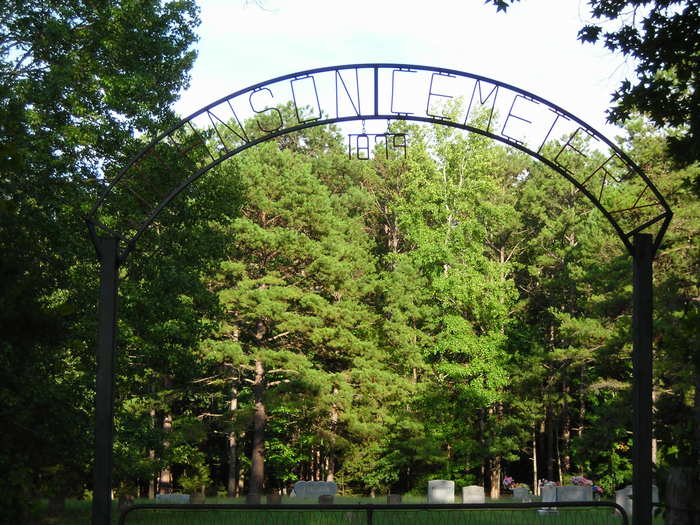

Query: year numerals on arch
[{"left": 347, "top": 133, "right": 407, "bottom": 160}]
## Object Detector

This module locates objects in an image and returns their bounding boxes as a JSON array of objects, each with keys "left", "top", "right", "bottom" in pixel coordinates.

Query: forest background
[{"left": 0, "top": 0, "right": 698, "bottom": 522}]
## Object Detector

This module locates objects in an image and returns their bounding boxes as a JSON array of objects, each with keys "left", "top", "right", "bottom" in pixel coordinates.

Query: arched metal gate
[{"left": 86, "top": 64, "right": 672, "bottom": 525}]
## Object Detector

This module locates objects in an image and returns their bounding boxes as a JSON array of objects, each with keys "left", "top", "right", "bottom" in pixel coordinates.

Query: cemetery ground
[{"left": 35, "top": 495, "right": 665, "bottom": 525}]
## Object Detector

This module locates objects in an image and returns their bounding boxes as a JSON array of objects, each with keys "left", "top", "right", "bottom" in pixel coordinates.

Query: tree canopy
[
  {"left": 2, "top": 1, "right": 698, "bottom": 522},
  {"left": 0, "top": 0, "right": 200, "bottom": 520},
  {"left": 485, "top": 0, "right": 699, "bottom": 172}
]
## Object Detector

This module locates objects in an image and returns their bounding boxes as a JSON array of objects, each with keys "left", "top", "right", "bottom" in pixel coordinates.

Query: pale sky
[{"left": 174, "top": 0, "right": 635, "bottom": 142}]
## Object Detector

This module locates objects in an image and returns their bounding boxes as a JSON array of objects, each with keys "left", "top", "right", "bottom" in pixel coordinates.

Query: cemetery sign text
[{"left": 89, "top": 64, "right": 671, "bottom": 262}]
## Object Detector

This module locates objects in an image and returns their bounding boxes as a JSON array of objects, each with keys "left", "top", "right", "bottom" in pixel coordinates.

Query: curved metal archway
[
  {"left": 87, "top": 64, "right": 670, "bottom": 525},
  {"left": 87, "top": 64, "right": 671, "bottom": 260}
]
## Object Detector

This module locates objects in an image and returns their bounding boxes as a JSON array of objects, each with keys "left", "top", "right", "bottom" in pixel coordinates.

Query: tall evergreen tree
[{"left": 200, "top": 119, "right": 379, "bottom": 494}]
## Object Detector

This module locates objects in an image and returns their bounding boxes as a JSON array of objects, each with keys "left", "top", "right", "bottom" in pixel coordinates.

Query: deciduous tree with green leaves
[{"left": 1, "top": 0, "right": 199, "bottom": 518}]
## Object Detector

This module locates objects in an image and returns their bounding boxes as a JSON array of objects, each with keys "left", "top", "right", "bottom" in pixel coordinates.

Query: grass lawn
[{"left": 35, "top": 496, "right": 660, "bottom": 525}]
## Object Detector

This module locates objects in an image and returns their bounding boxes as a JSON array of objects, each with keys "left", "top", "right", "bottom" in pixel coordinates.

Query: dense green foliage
[
  {"left": 110, "top": 114, "right": 700, "bottom": 509},
  {"left": 0, "top": 0, "right": 200, "bottom": 520},
  {"left": 2, "top": 1, "right": 698, "bottom": 521},
  {"left": 14, "top": 108, "right": 700, "bottom": 508}
]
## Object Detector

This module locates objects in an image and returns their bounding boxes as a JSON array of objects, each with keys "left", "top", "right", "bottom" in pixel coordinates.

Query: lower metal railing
[{"left": 119, "top": 501, "right": 629, "bottom": 525}]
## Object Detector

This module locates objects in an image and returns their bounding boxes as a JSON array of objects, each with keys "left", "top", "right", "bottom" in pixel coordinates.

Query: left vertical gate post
[
  {"left": 91, "top": 237, "right": 119, "bottom": 525},
  {"left": 632, "top": 233, "right": 654, "bottom": 525}
]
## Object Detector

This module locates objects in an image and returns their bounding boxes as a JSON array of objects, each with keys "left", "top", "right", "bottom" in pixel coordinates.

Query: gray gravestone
[
  {"left": 462, "top": 485, "right": 485, "bottom": 503},
  {"left": 155, "top": 493, "right": 190, "bottom": 504},
  {"left": 540, "top": 485, "right": 557, "bottom": 503},
  {"left": 615, "top": 485, "right": 633, "bottom": 518},
  {"left": 538, "top": 484, "right": 559, "bottom": 514},
  {"left": 615, "top": 485, "right": 659, "bottom": 519},
  {"left": 428, "top": 480, "right": 455, "bottom": 503},
  {"left": 292, "top": 481, "right": 337, "bottom": 499},
  {"left": 557, "top": 485, "right": 592, "bottom": 502},
  {"left": 512, "top": 487, "right": 530, "bottom": 501}
]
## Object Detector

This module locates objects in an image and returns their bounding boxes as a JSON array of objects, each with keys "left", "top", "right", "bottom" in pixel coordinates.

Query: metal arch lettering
[
  {"left": 249, "top": 87, "right": 283, "bottom": 134},
  {"left": 501, "top": 95, "right": 538, "bottom": 146},
  {"left": 291, "top": 74, "right": 322, "bottom": 124},
  {"left": 87, "top": 63, "right": 673, "bottom": 262},
  {"left": 426, "top": 72, "right": 455, "bottom": 120}
]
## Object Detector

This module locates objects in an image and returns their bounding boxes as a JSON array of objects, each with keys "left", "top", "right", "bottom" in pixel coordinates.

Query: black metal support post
[
  {"left": 91, "top": 237, "right": 120, "bottom": 525},
  {"left": 632, "top": 233, "right": 653, "bottom": 525}
]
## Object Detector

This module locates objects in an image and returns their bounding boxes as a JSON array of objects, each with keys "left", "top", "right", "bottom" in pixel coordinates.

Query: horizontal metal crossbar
[
  {"left": 87, "top": 63, "right": 673, "bottom": 261},
  {"left": 119, "top": 501, "right": 629, "bottom": 525}
]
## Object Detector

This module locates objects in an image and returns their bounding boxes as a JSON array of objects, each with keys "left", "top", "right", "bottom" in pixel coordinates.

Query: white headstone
[
  {"left": 557, "top": 485, "right": 592, "bottom": 502},
  {"left": 291, "top": 481, "right": 337, "bottom": 499},
  {"left": 155, "top": 493, "right": 190, "bottom": 504},
  {"left": 428, "top": 480, "right": 455, "bottom": 503},
  {"left": 540, "top": 485, "right": 557, "bottom": 503},
  {"left": 462, "top": 485, "right": 485, "bottom": 503},
  {"left": 615, "top": 485, "right": 659, "bottom": 519},
  {"left": 615, "top": 485, "right": 633, "bottom": 518},
  {"left": 512, "top": 487, "right": 530, "bottom": 501}
]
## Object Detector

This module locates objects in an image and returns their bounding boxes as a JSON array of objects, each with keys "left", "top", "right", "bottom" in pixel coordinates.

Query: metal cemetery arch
[{"left": 86, "top": 64, "right": 672, "bottom": 525}]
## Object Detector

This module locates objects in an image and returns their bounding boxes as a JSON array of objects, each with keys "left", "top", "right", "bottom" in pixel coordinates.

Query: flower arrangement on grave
[
  {"left": 571, "top": 475, "right": 594, "bottom": 486},
  {"left": 503, "top": 476, "right": 516, "bottom": 490},
  {"left": 570, "top": 475, "right": 604, "bottom": 498},
  {"left": 539, "top": 479, "right": 561, "bottom": 487}
]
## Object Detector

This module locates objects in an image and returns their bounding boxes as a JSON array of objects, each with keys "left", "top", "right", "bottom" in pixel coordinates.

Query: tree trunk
[
  {"left": 159, "top": 413, "right": 173, "bottom": 494},
  {"left": 303, "top": 450, "right": 309, "bottom": 481},
  {"left": 325, "top": 455, "right": 334, "bottom": 482},
  {"left": 327, "top": 390, "right": 339, "bottom": 482},
  {"left": 562, "top": 378, "right": 571, "bottom": 475},
  {"left": 665, "top": 467, "right": 700, "bottom": 525},
  {"left": 532, "top": 427, "right": 539, "bottom": 495},
  {"left": 158, "top": 375, "right": 174, "bottom": 495},
  {"left": 446, "top": 443, "right": 453, "bottom": 478},
  {"left": 315, "top": 447, "right": 321, "bottom": 480},
  {"left": 319, "top": 448, "right": 325, "bottom": 481},
  {"left": 555, "top": 425, "right": 563, "bottom": 483},
  {"left": 488, "top": 456, "right": 501, "bottom": 499},
  {"left": 546, "top": 409, "right": 555, "bottom": 482},
  {"left": 249, "top": 359, "right": 267, "bottom": 495},
  {"left": 148, "top": 404, "right": 156, "bottom": 499},
  {"left": 487, "top": 402, "right": 502, "bottom": 499},
  {"left": 227, "top": 384, "right": 239, "bottom": 497},
  {"left": 383, "top": 208, "right": 400, "bottom": 255},
  {"left": 538, "top": 419, "right": 545, "bottom": 480},
  {"left": 479, "top": 409, "right": 486, "bottom": 487},
  {"left": 148, "top": 448, "right": 156, "bottom": 499},
  {"left": 578, "top": 366, "right": 586, "bottom": 438}
]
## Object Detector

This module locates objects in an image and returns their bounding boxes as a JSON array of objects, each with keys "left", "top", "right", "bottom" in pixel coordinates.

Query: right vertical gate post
[
  {"left": 91, "top": 236, "right": 120, "bottom": 525},
  {"left": 632, "top": 233, "right": 654, "bottom": 525}
]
